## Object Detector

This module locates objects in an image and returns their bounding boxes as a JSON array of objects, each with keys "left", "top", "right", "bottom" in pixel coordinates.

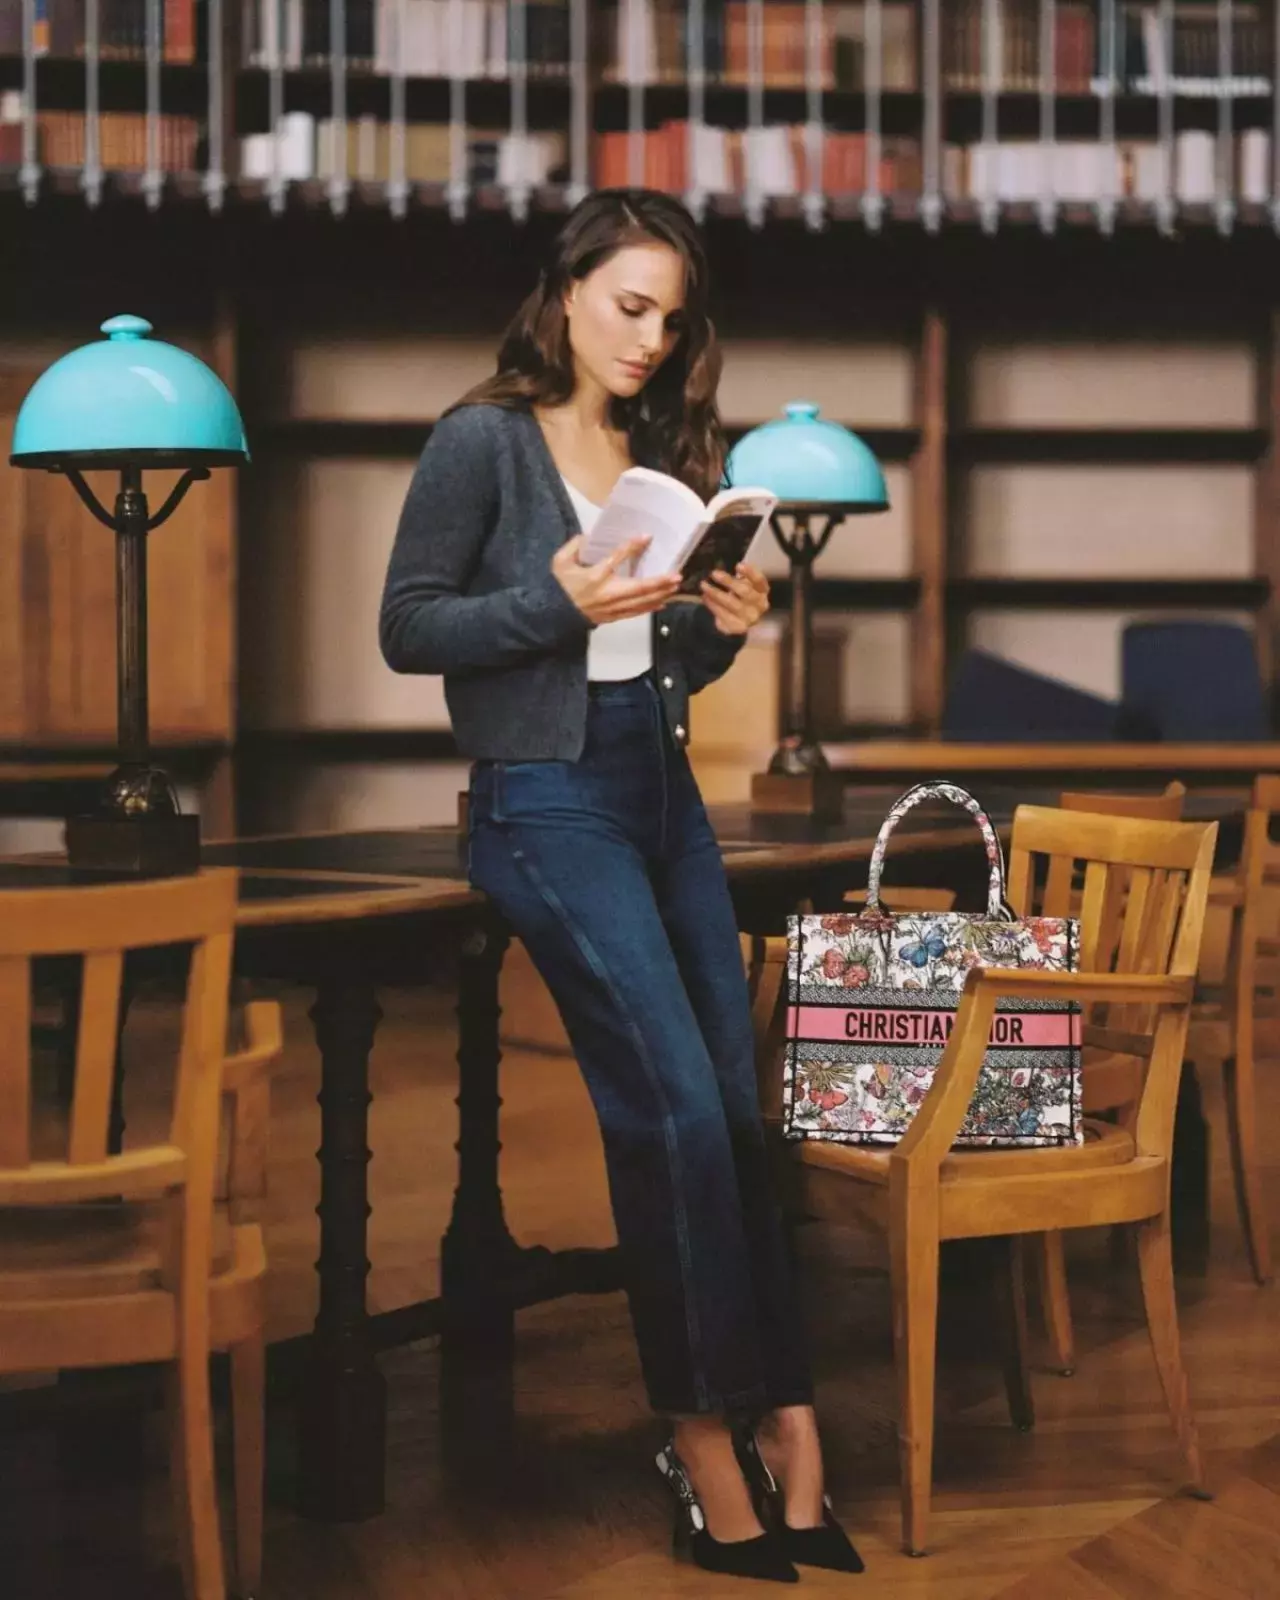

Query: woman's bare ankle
[
  {"left": 757, "top": 1405, "right": 825, "bottom": 1529},
  {"left": 670, "top": 1417, "right": 765, "bottom": 1544}
]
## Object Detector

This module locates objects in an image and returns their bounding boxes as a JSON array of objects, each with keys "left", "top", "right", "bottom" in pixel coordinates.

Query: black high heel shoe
[
  {"left": 737, "top": 1428, "right": 867, "bottom": 1575},
  {"left": 654, "top": 1439, "right": 799, "bottom": 1584}
]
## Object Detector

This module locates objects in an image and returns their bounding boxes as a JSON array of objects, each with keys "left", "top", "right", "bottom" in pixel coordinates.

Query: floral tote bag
[{"left": 782, "top": 782, "right": 1083, "bottom": 1148}]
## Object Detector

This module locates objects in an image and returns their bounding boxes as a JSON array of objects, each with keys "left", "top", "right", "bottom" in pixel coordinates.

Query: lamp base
[
  {"left": 750, "top": 768, "right": 846, "bottom": 823},
  {"left": 65, "top": 812, "right": 202, "bottom": 877}
]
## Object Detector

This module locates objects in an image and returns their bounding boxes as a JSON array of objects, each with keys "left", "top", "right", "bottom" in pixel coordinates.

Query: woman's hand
[
  {"left": 700, "top": 563, "right": 770, "bottom": 636},
  {"left": 553, "top": 535, "right": 682, "bottom": 625}
]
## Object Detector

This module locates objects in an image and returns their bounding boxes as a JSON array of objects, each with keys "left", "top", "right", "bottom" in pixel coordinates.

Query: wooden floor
[{"left": 2, "top": 980, "right": 1277, "bottom": 1600}]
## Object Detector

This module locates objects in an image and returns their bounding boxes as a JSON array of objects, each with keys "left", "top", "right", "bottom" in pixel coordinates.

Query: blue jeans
[{"left": 467, "top": 671, "right": 813, "bottom": 1416}]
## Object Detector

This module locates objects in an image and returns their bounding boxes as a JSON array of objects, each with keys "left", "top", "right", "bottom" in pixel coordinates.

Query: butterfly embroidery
[{"left": 899, "top": 925, "right": 947, "bottom": 968}]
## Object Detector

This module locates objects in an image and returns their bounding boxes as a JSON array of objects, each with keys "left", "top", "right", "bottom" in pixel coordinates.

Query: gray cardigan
[{"left": 379, "top": 402, "right": 744, "bottom": 760}]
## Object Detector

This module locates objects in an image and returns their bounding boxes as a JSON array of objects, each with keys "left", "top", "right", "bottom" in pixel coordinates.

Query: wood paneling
[{"left": 911, "top": 308, "right": 948, "bottom": 732}]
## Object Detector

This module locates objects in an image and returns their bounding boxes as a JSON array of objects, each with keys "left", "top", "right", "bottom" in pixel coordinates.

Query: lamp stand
[
  {"left": 750, "top": 504, "right": 848, "bottom": 823},
  {"left": 61, "top": 465, "right": 207, "bottom": 876}
]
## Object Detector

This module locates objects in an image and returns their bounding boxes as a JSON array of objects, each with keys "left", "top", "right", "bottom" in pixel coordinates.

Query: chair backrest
[
  {"left": 1120, "top": 620, "right": 1268, "bottom": 740},
  {"left": 1058, "top": 781, "right": 1187, "bottom": 822},
  {"left": 1055, "top": 783, "right": 1188, "bottom": 970},
  {"left": 1009, "top": 807, "right": 1211, "bottom": 977},
  {"left": 1007, "top": 808, "right": 1217, "bottom": 1144},
  {"left": 0, "top": 871, "right": 238, "bottom": 1211}
]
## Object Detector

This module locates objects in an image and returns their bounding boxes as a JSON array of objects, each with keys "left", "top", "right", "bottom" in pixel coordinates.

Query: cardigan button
[
  {"left": 674, "top": 724, "right": 687, "bottom": 742},
  {"left": 661, "top": 675, "right": 674, "bottom": 690},
  {"left": 659, "top": 624, "right": 671, "bottom": 638}
]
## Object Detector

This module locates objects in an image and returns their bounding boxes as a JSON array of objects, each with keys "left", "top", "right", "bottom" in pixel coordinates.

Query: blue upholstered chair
[
  {"left": 942, "top": 650, "right": 1120, "bottom": 742},
  {"left": 1119, "top": 621, "right": 1269, "bottom": 741}
]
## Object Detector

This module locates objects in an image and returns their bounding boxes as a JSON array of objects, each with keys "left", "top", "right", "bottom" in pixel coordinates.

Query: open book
[{"left": 577, "top": 466, "right": 777, "bottom": 598}]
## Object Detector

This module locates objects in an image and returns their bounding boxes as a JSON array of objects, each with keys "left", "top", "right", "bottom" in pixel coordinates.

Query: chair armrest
[
  {"left": 892, "top": 967, "right": 1192, "bottom": 1172},
  {"left": 222, "top": 1000, "right": 284, "bottom": 1095},
  {"left": 961, "top": 967, "right": 1195, "bottom": 1007}
]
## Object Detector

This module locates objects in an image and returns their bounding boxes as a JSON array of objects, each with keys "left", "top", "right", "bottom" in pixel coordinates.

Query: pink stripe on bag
[{"left": 790, "top": 1005, "right": 1082, "bottom": 1049}]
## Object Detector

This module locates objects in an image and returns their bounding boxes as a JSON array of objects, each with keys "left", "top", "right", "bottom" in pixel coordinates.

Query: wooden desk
[
  {"left": 0, "top": 787, "right": 1228, "bottom": 1525},
  {"left": 826, "top": 740, "right": 1280, "bottom": 788}
]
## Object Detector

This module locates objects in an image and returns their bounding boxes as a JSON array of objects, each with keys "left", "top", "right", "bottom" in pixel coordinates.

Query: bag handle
[{"left": 865, "top": 781, "right": 1010, "bottom": 921}]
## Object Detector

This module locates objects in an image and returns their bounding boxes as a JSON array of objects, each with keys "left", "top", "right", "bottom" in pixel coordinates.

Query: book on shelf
[
  {"left": 0, "top": 87, "right": 21, "bottom": 163},
  {"left": 241, "top": 0, "right": 568, "bottom": 78},
  {"left": 14, "top": 107, "right": 200, "bottom": 169},
  {"left": 578, "top": 466, "right": 776, "bottom": 597},
  {"left": 941, "top": 1, "right": 1271, "bottom": 97},
  {"left": 239, "top": 111, "right": 566, "bottom": 184},
  {"left": 944, "top": 0, "right": 1096, "bottom": 92},
  {"left": 608, "top": 0, "right": 917, "bottom": 93},
  {"left": 595, "top": 119, "right": 920, "bottom": 199},
  {"left": 0, "top": 0, "right": 198, "bottom": 64},
  {"left": 945, "top": 130, "right": 1273, "bottom": 206}
]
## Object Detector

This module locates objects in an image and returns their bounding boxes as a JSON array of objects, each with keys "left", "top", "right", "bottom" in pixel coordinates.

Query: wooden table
[
  {"left": 0, "top": 787, "right": 1229, "bottom": 1524},
  {"left": 826, "top": 740, "right": 1280, "bottom": 789}
]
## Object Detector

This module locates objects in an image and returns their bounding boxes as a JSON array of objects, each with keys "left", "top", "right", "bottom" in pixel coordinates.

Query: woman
[{"left": 380, "top": 189, "right": 862, "bottom": 1584}]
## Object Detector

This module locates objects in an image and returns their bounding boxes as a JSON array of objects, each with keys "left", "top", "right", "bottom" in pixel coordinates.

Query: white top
[{"left": 562, "top": 477, "right": 655, "bottom": 682}]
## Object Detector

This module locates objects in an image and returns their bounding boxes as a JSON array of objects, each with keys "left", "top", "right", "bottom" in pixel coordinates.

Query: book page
[
  {"left": 675, "top": 493, "right": 776, "bottom": 596},
  {"left": 578, "top": 467, "right": 706, "bottom": 577}
]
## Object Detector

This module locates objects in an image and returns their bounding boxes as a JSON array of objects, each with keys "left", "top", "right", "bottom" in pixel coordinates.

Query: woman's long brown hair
[{"left": 450, "top": 189, "right": 726, "bottom": 500}]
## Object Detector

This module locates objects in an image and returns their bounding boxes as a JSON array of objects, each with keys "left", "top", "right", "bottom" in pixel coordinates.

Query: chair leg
[
  {"left": 1036, "top": 1231, "right": 1076, "bottom": 1376},
  {"left": 168, "top": 1345, "right": 227, "bottom": 1600},
  {"left": 890, "top": 1211, "right": 940, "bottom": 1558},
  {"left": 1134, "top": 1211, "right": 1207, "bottom": 1498},
  {"left": 998, "top": 1237, "right": 1035, "bottom": 1432},
  {"left": 1222, "top": 1054, "right": 1274, "bottom": 1285},
  {"left": 230, "top": 1335, "right": 265, "bottom": 1599}
]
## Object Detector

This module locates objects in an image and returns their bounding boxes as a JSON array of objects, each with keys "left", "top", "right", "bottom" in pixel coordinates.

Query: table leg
[
  {"left": 439, "top": 912, "right": 520, "bottom": 1445},
  {"left": 297, "top": 979, "right": 387, "bottom": 1522}
]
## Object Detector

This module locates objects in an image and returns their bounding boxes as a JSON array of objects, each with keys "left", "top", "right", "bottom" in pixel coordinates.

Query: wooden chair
[
  {"left": 1030, "top": 782, "right": 1189, "bottom": 1368},
  {"left": 1053, "top": 777, "right": 1272, "bottom": 1292},
  {"left": 1183, "top": 772, "right": 1279, "bottom": 1286},
  {"left": 0, "top": 872, "right": 280, "bottom": 1600},
  {"left": 1059, "top": 782, "right": 1187, "bottom": 821},
  {"left": 754, "top": 808, "right": 1217, "bottom": 1556}
]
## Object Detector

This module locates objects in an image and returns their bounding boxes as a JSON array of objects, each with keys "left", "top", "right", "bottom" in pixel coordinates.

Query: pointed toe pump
[
  {"left": 655, "top": 1439, "right": 799, "bottom": 1584},
  {"left": 737, "top": 1428, "right": 866, "bottom": 1575}
]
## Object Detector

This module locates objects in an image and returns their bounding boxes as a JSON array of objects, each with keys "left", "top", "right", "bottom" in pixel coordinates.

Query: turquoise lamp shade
[
  {"left": 726, "top": 401, "right": 888, "bottom": 509},
  {"left": 9, "top": 314, "right": 249, "bottom": 470}
]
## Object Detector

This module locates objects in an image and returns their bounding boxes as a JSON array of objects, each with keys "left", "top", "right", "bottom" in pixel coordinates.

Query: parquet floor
[{"left": 2, "top": 980, "right": 1277, "bottom": 1600}]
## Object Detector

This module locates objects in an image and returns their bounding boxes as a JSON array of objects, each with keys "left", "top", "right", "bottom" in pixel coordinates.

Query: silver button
[
  {"left": 674, "top": 724, "right": 686, "bottom": 742},
  {"left": 659, "top": 624, "right": 671, "bottom": 638},
  {"left": 661, "top": 675, "right": 674, "bottom": 690}
]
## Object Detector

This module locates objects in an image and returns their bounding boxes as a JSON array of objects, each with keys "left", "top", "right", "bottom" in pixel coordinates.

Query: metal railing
[{"left": 0, "top": 0, "right": 1276, "bottom": 234}]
